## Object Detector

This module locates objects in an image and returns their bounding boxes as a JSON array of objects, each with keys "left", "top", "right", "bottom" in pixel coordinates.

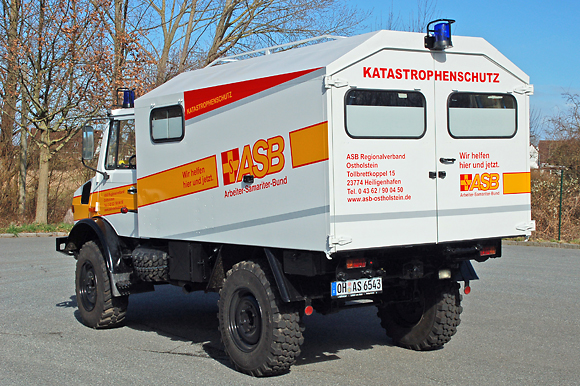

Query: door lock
[
  {"left": 438, "top": 171, "right": 447, "bottom": 179},
  {"left": 429, "top": 171, "right": 437, "bottom": 179}
]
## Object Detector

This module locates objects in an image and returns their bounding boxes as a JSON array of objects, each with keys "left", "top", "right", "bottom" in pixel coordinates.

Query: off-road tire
[
  {"left": 132, "top": 249, "right": 169, "bottom": 282},
  {"left": 75, "top": 241, "right": 128, "bottom": 328},
  {"left": 377, "top": 280, "right": 462, "bottom": 350},
  {"left": 218, "top": 260, "right": 303, "bottom": 376}
]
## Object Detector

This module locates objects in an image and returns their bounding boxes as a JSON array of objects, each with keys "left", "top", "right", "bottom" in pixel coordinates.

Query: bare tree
[
  {"left": 544, "top": 92, "right": 580, "bottom": 178},
  {"left": 10, "top": 0, "right": 111, "bottom": 223},
  {"left": 0, "top": 0, "right": 22, "bottom": 220},
  {"left": 145, "top": 0, "right": 365, "bottom": 84},
  {"left": 98, "top": 0, "right": 155, "bottom": 100},
  {"left": 377, "top": 0, "right": 438, "bottom": 32},
  {"left": 0, "top": 0, "right": 19, "bottom": 145},
  {"left": 529, "top": 107, "right": 543, "bottom": 147}
]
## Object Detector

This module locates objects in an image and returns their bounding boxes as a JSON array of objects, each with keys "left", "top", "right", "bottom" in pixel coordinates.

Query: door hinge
[
  {"left": 324, "top": 76, "right": 353, "bottom": 89},
  {"left": 328, "top": 235, "right": 352, "bottom": 246},
  {"left": 516, "top": 220, "right": 536, "bottom": 232},
  {"left": 513, "top": 84, "right": 534, "bottom": 95}
]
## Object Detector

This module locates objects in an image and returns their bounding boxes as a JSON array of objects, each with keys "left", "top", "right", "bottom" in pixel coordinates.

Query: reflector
[{"left": 346, "top": 258, "right": 366, "bottom": 269}]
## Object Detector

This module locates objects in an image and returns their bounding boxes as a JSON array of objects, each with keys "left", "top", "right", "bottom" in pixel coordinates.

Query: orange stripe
[
  {"left": 97, "top": 183, "right": 138, "bottom": 216},
  {"left": 72, "top": 195, "right": 90, "bottom": 221},
  {"left": 138, "top": 155, "right": 219, "bottom": 207},
  {"left": 289, "top": 122, "right": 329, "bottom": 168},
  {"left": 503, "top": 172, "right": 530, "bottom": 194}
]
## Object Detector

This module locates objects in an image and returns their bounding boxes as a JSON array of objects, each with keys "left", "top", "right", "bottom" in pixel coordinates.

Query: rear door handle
[{"left": 439, "top": 157, "right": 456, "bottom": 164}]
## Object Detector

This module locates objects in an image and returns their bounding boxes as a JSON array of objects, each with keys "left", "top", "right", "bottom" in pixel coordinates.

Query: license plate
[{"left": 331, "top": 277, "right": 382, "bottom": 298}]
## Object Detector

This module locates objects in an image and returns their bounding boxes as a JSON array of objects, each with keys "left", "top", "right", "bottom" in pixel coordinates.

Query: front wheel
[
  {"left": 377, "top": 280, "right": 462, "bottom": 350},
  {"left": 218, "top": 260, "right": 303, "bottom": 376},
  {"left": 75, "top": 241, "right": 128, "bottom": 328}
]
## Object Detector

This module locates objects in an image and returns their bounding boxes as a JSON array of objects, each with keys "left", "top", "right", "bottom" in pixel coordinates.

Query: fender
[
  {"left": 264, "top": 248, "right": 304, "bottom": 303},
  {"left": 56, "top": 217, "right": 131, "bottom": 296}
]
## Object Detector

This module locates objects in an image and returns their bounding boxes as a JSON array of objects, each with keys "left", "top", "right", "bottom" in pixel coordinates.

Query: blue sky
[{"left": 351, "top": 0, "right": 579, "bottom": 118}]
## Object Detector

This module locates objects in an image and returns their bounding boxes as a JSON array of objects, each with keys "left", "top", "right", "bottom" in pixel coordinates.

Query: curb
[
  {"left": 502, "top": 240, "right": 580, "bottom": 250},
  {"left": 0, "top": 232, "right": 68, "bottom": 238}
]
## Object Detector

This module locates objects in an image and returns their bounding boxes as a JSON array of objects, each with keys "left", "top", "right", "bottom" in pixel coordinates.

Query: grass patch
[{"left": 0, "top": 223, "right": 73, "bottom": 235}]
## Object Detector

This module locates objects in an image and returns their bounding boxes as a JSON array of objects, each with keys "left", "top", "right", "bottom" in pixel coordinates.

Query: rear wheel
[
  {"left": 218, "top": 260, "right": 303, "bottom": 376},
  {"left": 377, "top": 280, "right": 462, "bottom": 350},
  {"left": 75, "top": 241, "right": 128, "bottom": 328}
]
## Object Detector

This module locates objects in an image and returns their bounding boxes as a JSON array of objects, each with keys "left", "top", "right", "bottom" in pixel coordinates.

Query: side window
[
  {"left": 150, "top": 105, "right": 184, "bottom": 142},
  {"left": 106, "top": 119, "right": 136, "bottom": 169},
  {"left": 345, "top": 89, "right": 426, "bottom": 138},
  {"left": 448, "top": 93, "right": 517, "bottom": 138}
]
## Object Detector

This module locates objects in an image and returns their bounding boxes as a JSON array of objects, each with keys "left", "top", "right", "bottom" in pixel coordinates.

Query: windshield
[{"left": 105, "top": 118, "right": 136, "bottom": 169}]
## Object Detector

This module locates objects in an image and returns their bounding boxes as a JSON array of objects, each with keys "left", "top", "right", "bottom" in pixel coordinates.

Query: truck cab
[{"left": 73, "top": 107, "right": 138, "bottom": 237}]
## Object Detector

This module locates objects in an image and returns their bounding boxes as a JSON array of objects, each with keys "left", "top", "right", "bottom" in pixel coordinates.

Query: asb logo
[
  {"left": 221, "top": 136, "right": 285, "bottom": 186},
  {"left": 460, "top": 173, "right": 500, "bottom": 192},
  {"left": 221, "top": 149, "right": 240, "bottom": 185}
]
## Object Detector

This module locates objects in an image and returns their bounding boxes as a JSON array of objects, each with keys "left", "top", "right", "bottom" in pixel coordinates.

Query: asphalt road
[{"left": 1, "top": 237, "right": 579, "bottom": 385}]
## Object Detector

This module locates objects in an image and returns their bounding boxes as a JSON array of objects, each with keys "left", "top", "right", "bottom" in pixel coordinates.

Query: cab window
[
  {"left": 105, "top": 119, "right": 136, "bottom": 169},
  {"left": 448, "top": 93, "right": 516, "bottom": 138},
  {"left": 345, "top": 89, "right": 426, "bottom": 138}
]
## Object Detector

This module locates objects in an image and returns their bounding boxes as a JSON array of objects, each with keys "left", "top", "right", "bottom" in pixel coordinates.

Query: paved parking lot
[{"left": 1, "top": 237, "right": 579, "bottom": 385}]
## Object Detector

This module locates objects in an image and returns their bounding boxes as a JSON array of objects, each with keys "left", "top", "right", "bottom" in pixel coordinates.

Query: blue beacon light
[
  {"left": 425, "top": 19, "right": 455, "bottom": 50},
  {"left": 122, "top": 89, "right": 135, "bottom": 108}
]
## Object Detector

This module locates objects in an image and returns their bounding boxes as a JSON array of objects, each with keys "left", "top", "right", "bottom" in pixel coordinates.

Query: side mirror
[{"left": 82, "top": 126, "right": 95, "bottom": 160}]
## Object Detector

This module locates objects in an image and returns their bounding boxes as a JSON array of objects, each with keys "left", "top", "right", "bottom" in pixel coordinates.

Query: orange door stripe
[
  {"left": 289, "top": 122, "right": 329, "bottom": 168},
  {"left": 137, "top": 155, "right": 219, "bottom": 207},
  {"left": 503, "top": 172, "right": 531, "bottom": 194}
]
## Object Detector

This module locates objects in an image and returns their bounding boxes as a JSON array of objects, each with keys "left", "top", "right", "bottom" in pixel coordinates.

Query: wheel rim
[
  {"left": 79, "top": 261, "right": 97, "bottom": 312},
  {"left": 393, "top": 298, "right": 425, "bottom": 327},
  {"left": 228, "top": 289, "right": 262, "bottom": 352}
]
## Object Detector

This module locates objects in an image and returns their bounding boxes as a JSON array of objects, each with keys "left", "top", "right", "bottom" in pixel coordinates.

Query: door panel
[
  {"left": 433, "top": 53, "right": 531, "bottom": 242},
  {"left": 331, "top": 50, "right": 438, "bottom": 251}
]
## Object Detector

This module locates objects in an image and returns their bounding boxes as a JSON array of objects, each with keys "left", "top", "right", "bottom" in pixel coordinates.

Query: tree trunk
[
  {"left": 112, "top": 0, "right": 129, "bottom": 103},
  {"left": 0, "top": 0, "right": 20, "bottom": 145},
  {"left": 35, "top": 130, "right": 51, "bottom": 224},
  {"left": 18, "top": 101, "right": 28, "bottom": 220},
  {"left": 177, "top": 0, "right": 198, "bottom": 74},
  {"left": 205, "top": 0, "right": 235, "bottom": 66}
]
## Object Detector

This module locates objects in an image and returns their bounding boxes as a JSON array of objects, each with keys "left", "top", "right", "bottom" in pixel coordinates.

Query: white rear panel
[{"left": 329, "top": 40, "right": 532, "bottom": 252}]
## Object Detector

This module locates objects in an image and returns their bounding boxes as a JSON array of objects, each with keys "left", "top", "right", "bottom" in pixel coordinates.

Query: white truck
[{"left": 57, "top": 21, "right": 535, "bottom": 376}]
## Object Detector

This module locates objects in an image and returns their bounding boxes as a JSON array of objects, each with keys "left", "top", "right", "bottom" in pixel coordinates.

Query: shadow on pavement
[{"left": 59, "top": 284, "right": 394, "bottom": 371}]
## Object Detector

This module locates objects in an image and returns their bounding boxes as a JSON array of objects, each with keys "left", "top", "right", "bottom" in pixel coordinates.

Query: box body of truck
[{"left": 57, "top": 28, "right": 534, "bottom": 376}]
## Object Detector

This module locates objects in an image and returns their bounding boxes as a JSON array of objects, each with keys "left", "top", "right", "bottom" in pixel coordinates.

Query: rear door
[
  {"left": 330, "top": 49, "right": 438, "bottom": 251},
  {"left": 433, "top": 53, "right": 532, "bottom": 242}
]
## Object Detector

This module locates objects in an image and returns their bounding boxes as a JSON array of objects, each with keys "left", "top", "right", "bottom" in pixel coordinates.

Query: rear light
[
  {"left": 346, "top": 258, "right": 366, "bottom": 269},
  {"left": 479, "top": 245, "right": 496, "bottom": 257}
]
